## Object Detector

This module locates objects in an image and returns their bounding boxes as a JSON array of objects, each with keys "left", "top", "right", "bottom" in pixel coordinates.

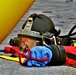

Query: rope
[{"left": 4, "top": 46, "right": 49, "bottom": 65}]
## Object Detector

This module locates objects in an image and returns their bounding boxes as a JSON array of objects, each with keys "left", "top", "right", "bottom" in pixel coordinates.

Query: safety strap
[{"left": 67, "top": 53, "right": 76, "bottom": 60}]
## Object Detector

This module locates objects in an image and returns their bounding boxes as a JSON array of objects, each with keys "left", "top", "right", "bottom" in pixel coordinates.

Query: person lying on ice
[
  {"left": 8, "top": 36, "right": 76, "bottom": 67},
  {"left": 23, "top": 45, "right": 76, "bottom": 67}
]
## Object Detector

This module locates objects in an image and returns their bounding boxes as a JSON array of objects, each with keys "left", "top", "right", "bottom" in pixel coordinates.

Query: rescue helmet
[
  {"left": 21, "top": 13, "right": 60, "bottom": 36},
  {"left": 18, "top": 13, "right": 61, "bottom": 47}
]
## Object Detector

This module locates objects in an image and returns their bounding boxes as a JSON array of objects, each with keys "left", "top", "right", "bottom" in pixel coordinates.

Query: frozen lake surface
[{"left": 0, "top": 0, "right": 76, "bottom": 75}]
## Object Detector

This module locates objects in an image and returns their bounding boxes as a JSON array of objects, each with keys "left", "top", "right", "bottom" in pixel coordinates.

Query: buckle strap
[{"left": 67, "top": 53, "right": 76, "bottom": 60}]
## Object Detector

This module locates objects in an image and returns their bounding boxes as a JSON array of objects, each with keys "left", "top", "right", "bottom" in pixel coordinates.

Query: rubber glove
[{"left": 24, "top": 46, "right": 53, "bottom": 67}]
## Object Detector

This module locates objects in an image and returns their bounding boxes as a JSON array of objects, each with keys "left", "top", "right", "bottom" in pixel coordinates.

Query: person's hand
[{"left": 24, "top": 46, "right": 52, "bottom": 67}]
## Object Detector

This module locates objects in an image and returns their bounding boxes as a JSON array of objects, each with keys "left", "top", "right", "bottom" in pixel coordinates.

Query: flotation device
[{"left": 0, "top": 0, "right": 35, "bottom": 43}]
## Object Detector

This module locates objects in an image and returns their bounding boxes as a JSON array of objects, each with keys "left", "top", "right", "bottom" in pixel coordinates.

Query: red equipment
[{"left": 4, "top": 46, "right": 48, "bottom": 65}]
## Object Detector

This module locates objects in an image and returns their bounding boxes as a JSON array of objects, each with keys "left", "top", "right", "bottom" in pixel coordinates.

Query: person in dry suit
[
  {"left": 8, "top": 13, "right": 76, "bottom": 67},
  {"left": 24, "top": 45, "right": 76, "bottom": 67}
]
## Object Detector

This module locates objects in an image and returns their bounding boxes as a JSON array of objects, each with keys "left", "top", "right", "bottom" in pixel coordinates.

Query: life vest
[{"left": 45, "top": 45, "right": 76, "bottom": 67}]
